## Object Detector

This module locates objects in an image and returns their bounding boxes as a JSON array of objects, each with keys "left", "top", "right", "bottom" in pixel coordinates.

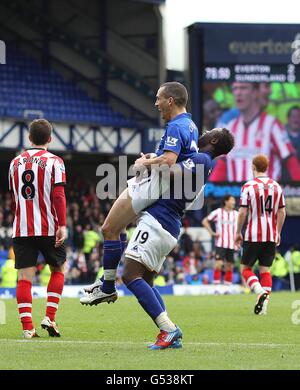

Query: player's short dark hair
[
  {"left": 222, "top": 194, "right": 234, "bottom": 206},
  {"left": 29, "top": 119, "right": 52, "bottom": 145},
  {"left": 214, "top": 128, "right": 235, "bottom": 157},
  {"left": 160, "top": 82, "right": 188, "bottom": 107},
  {"left": 252, "top": 154, "right": 269, "bottom": 173},
  {"left": 287, "top": 105, "right": 300, "bottom": 118}
]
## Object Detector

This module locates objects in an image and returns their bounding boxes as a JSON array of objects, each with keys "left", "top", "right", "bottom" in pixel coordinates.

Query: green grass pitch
[{"left": 1, "top": 292, "right": 300, "bottom": 370}]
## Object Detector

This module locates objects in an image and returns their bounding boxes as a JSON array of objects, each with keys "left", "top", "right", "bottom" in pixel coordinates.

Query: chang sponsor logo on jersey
[{"left": 165, "top": 136, "right": 178, "bottom": 147}]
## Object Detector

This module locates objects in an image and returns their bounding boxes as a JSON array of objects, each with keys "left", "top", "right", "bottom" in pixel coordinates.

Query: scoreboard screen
[
  {"left": 187, "top": 23, "right": 300, "bottom": 185},
  {"left": 204, "top": 64, "right": 299, "bottom": 83}
]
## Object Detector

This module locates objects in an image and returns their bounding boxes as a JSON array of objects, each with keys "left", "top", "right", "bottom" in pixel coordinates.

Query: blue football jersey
[
  {"left": 145, "top": 152, "right": 213, "bottom": 239},
  {"left": 156, "top": 113, "right": 198, "bottom": 162}
]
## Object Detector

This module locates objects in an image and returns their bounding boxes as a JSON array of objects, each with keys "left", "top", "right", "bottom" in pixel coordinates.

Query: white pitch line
[{"left": 0, "top": 339, "right": 298, "bottom": 348}]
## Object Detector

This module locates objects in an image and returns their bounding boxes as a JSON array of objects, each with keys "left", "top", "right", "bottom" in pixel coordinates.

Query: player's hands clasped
[
  {"left": 55, "top": 226, "right": 67, "bottom": 247},
  {"left": 133, "top": 153, "right": 148, "bottom": 177}
]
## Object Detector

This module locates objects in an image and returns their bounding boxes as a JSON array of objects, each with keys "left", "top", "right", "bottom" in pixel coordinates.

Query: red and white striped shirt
[
  {"left": 9, "top": 148, "right": 66, "bottom": 238},
  {"left": 225, "top": 112, "right": 294, "bottom": 182},
  {"left": 240, "top": 177, "right": 285, "bottom": 242},
  {"left": 207, "top": 208, "right": 238, "bottom": 249}
]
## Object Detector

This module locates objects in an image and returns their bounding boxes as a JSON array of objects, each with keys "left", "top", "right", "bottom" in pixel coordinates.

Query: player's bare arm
[
  {"left": 235, "top": 207, "right": 248, "bottom": 248},
  {"left": 202, "top": 217, "right": 219, "bottom": 238},
  {"left": 134, "top": 150, "right": 178, "bottom": 170},
  {"left": 276, "top": 207, "right": 286, "bottom": 246},
  {"left": 53, "top": 184, "right": 67, "bottom": 247}
]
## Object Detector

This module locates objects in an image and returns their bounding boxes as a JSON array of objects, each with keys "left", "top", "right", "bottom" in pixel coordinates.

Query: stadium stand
[{"left": 0, "top": 45, "right": 135, "bottom": 127}]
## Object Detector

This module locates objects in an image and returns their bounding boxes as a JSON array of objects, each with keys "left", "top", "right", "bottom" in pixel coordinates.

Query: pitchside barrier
[{"left": 0, "top": 284, "right": 245, "bottom": 300}]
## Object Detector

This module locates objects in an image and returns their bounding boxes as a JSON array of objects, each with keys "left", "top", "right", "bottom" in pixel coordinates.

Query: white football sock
[{"left": 155, "top": 311, "right": 177, "bottom": 332}]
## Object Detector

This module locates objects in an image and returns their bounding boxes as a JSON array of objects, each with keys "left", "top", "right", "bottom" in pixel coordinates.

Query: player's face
[
  {"left": 198, "top": 130, "right": 212, "bottom": 148},
  {"left": 232, "top": 83, "right": 258, "bottom": 112},
  {"left": 155, "top": 87, "right": 172, "bottom": 122},
  {"left": 198, "top": 128, "right": 222, "bottom": 149},
  {"left": 288, "top": 109, "right": 300, "bottom": 132},
  {"left": 225, "top": 196, "right": 236, "bottom": 209}
]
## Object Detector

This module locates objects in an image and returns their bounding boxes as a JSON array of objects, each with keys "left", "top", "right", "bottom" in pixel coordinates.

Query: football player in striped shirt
[
  {"left": 9, "top": 119, "right": 67, "bottom": 338},
  {"left": 235, "top": 154, "right": 286, "bottom": 315},
  {"left": 202, "top": 195, "right": 238, "bottom": 285}
]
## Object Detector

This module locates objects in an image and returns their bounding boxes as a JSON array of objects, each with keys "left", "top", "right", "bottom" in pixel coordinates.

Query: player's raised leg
[
  {"left": 84, "top": 231, "right": 127, "bottom": 294},
  {"left": 81, "top": 189, "right": 135, "bottom": 304}
]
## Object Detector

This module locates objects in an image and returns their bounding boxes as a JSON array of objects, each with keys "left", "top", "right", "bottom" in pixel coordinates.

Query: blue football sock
[
  {"left": 102, "top": 240, "right": 122, "bottom": 294},
  {"left": 152, "top": 287, "right": 166, "bottom": 312},
  {"left": 127, "top": 278, "right": 164, "bottom": 320},
  {"left": 100, "top": 233, "right": 127, "bottom": 285}
]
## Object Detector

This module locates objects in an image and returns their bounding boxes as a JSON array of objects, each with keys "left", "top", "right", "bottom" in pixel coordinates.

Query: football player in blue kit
[
  {"left": 81, "top": 82, "right": 199, "bottom": 303},
  {"left": 121, "top": 128, "right": 235, "bottom": 350}
]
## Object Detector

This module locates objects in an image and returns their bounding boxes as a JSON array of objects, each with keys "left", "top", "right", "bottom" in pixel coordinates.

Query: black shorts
[
  {"left": 13, "top": 236, "right": 66, "bottom": 269},
  {"left": 241, "top": 241, "right": 276, "bottom": 268},
  {"left": 215, "top": 247, "right": 235, "bottom": 263}
]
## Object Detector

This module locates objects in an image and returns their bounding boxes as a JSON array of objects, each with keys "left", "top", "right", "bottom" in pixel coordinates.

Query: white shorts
[
  {"left": 125, "top": 212, "right": 177, "bottom": 273},
  {"left": 127, "top": 169, "right": 169, "bottom": 215}
]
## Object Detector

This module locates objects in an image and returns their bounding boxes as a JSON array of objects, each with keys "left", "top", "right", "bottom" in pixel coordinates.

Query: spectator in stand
[
  {"left": 83, "top": 224, "right": 101, "bottom": 283},
  {"left": 73, "top": 224, "right": 84, "bottom": 252},
  {"left": 183, "top": 252, "right": 200, "bottom": 279},
  {"left": 179, "top": 228, "right": 194, "bottom": 256},
  {"left": 270, "top": 251, "right": 289, "bottom": 291}
]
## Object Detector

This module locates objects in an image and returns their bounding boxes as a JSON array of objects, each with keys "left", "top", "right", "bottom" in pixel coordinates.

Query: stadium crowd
[{"left": 1, "top": 180, "right": 300, "bottom": 290}]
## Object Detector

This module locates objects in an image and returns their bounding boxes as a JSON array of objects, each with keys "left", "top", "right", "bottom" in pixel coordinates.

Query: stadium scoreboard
[
  {"left": 204, "top": 64, "right": 300, "bottom": 83},
  {"left": 187, "top": 23, "right": 300, "bottom": 126}
]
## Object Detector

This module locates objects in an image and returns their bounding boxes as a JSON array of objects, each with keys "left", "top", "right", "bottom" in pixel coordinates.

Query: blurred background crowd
[{"left": 1, "top": 180, "right": 300, "bottom": 291}]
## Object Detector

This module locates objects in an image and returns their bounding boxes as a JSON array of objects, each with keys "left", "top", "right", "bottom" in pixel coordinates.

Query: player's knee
[
  {"left": 215, "top": 260, "right": 223, "bottom": 270},
  {"left": 226, "top": 263, "right": 233, "bottom": 271},
  {"left": 18, "top": 268, "right": 35, "bottom": 282},
  {"left": 50, "top": 264, "right": 64, "bottom": 273},
  {"left": 101, "top": 221, "right": 120, "bottom": 240},
  {"left": 122, "top": 265, "right": 139, "bottom": 286}
]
